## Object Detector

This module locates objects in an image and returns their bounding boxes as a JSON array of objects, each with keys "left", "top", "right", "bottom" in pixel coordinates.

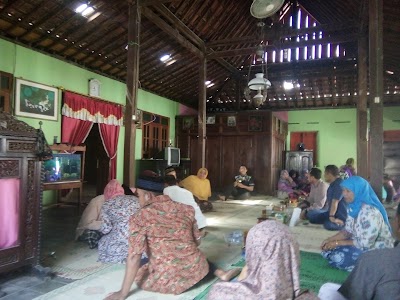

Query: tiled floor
[{"left": 0, "top": 206, "right": 80, "bottom": 299}]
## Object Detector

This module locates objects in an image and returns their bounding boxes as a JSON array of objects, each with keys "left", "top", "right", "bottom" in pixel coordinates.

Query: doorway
[
  {"left": 84, "top": 124, "right": 109, "bottom": 197},
  {"left": 290, "top": 131, "right": 318, "bottom": 166}
]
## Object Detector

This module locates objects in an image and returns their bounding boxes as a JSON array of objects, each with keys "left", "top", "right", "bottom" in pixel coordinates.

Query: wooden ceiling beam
[
  {"left": 32, "top": 12, "right": 78, "bottom": 46},
  {"left": 141, "top": 6, "right": 203, "bottom": 57},
  {"left": 152, "top": 3, "right": 203, "bottom": 47},
  {"left": 62, "top": 10, "right": 122, "bottom": 56},
  {"left": 206, "top": 24, "right": 358, "bottom": 48},
  {"left": 19, "top": 0, "right": 75, "bottom": 40},
  {"left": 140, "top": 0, "right": 175, "bottom": 6},
  {"left": 150, "top": 4, "right": 240, "bottom": 77},
  {"left": 6, "top": 0, "right": 48, "bottom": 34},
  {"left": 207, "top": 33, "right": 357, "bottom": 58},
  {"left": 0, "top": 0, "right": 23, "bottom": 13}
]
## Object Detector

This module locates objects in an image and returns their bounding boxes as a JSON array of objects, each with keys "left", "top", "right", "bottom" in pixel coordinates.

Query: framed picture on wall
[
  {"left": 206, "top": 115, "right": 216, "bottom": 124},
  {"left": 182, "top": 117, "right": 194, "bottom": 130},
  {"left": 227, "top": 116, "right": 236, "bottom": 127},
  {"left": 249, "top": 115, "right": 263, "bottom": 131},
  {"left": 15, "top": 78, "right": 59, "bottom": 121}
]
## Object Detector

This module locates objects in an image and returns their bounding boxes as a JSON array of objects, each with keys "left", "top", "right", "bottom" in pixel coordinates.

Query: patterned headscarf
[
  {"left": 280, "top": 169, "right": 289, "bottom": 179},
  {"left": 341, "top": 176, "right": 391, "bottom": 229},
  {"left": 208, "top": 221, "right": 302, "bottom": 300},
  {"left": 104, "top": 179, "right": 125, "bottom": 201}
]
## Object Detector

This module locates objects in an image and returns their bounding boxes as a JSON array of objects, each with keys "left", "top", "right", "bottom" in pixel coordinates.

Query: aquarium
[{"left": 43, "top": 153, "right": 82, "bottom": 183}]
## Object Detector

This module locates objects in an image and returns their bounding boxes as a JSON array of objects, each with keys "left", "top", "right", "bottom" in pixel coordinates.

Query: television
[
  {"left": 165, "top": 147, "right": 180, "bottom": 166},
  {"left": 43, "top": 153, "right": 82, "bottom": 183}
]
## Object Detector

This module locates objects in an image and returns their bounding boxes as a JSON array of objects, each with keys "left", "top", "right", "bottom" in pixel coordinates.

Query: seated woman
[
  {"left": 277, "top": 170, "right": 303, "bottom": 199},
  {"left": 208, "top": 220, "right": 316, "bottom": 300},
  {"left": 297, "top": 169, "right": 311, "bottom": 194},
  {"left": 105, "top": 189, "right": 236, "bottom": 299},
  {"left": 289, "top": 169, "right": 300, "bottom": 186},
  {"left": 180, "top": 168, "right": 212, "bottom": 212},
  {"left": 321, "top": 176, "right": 394, "bottom": 272},
  {"left": 340, "top": 157, "right": 357, "bottom": 179},
  {"left": 98, "top": 180, "right": 141, "bottom": 264}
]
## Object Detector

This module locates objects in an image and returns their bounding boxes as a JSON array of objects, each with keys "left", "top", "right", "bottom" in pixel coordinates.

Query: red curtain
[
  {"left": 99, "top": 123, "right": 120, "bottom": 181},
  {"left": 61, "top": 116, "right": 93, "bottom": 145},
  {"left": 61, "top": 91, "right": 124, "bottom": 180},
  {"left": 62, "top": 91, "right": 123, "bottom": 126}
]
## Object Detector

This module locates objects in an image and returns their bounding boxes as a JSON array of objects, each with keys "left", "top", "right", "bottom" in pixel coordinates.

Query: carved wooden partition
[
  {"left": 176, "top": 112, "right": 287, "bottom": 195},
  {"left": 0, "top": 114, "right": 42, "bottom": 274}
]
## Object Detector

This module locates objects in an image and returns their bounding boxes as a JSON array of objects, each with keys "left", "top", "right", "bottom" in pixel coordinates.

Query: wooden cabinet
[
  {"left": 285, "top": 151, "right": 314, "bottom": 174},
  {"left": 290, "top": 131, "right": 318, "bottom": 165},
  {"left": 176, "top": 112, "right": 287, "bottom": 194},
  {"left": 0, "top": 113, "right": 42, "bottom": 274}
]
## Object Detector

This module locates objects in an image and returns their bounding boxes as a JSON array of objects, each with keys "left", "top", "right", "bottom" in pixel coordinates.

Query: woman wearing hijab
[
  {"left": 277, "top": 169, "right": 303, "bottom": 199},
  {"left": 208, "top": 221, "right": 316, "bottom": 300},
  {"left": 180, "top": 168, "right": 213, "bottom": 212},
  {"left": 321, "top": 176, "right": 394, "bottom": 271},
  {"left": 105, "top": 189, "right": 211, "bottom": 299},
  {"left": 98, "top": 179, "right": 141, "bottom": 263}
]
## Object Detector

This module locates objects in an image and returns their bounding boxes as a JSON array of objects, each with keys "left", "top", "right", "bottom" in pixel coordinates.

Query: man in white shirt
[
  {"left": 301, "top": 168, "right": 329, "bottom": 219},
  {"left": 163, "top": 175, "right": 207, "bottom": 231}
]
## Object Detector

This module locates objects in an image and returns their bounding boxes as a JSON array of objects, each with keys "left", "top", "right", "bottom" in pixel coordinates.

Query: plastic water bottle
[{"left": 224, "top": 230, "right": 244, "bottom": 246}]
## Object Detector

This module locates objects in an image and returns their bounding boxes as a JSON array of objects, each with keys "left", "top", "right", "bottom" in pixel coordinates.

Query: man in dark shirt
[
  {"left": 219, "top": 165, "right": 255, "bottom": 200},
  {"left": 306, "top": 165, "right": 347, "bottom": 230}
]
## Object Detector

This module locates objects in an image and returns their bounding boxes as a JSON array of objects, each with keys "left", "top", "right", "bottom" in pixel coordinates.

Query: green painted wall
[
  {"left": 383, "top": 106, "right": 400, "bottom": 130},
  {"left": 287, "top": 107, "right": 400, "bottom": 169},
  {"left": 0, "top": 38, "right": 180, "bottom": 205}
]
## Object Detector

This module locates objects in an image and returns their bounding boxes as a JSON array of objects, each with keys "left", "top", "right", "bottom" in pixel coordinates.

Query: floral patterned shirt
[
  {"left": 344, "top": 204, "right": 394, "bottom": 251},
  {"left": 129, "top": 195, "right": 209, "bottom": 295},
  {"left": 98, "top": 195, "right": 141, "bottom": 263}
]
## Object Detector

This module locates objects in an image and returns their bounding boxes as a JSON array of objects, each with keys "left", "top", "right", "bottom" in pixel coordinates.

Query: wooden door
[
  {"left": 190, "top": 136, "right": 200, "bottom": 173},
  {"left": 221, "top": 136, "right": 236, "bottom": 189},
  {"left": 290, "top": 131, "right": 318, "bottom": 165},
  {"left": 235, "top": 136, "right": 255, "bottom": 173},
  {"left": 205, "top": 136, "right": 221, "bottom": 189}
]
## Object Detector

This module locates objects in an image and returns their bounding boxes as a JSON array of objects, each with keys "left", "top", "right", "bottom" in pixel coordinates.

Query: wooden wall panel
[
  {"left": 176, "top": 111, "right": 287, "bottom": 195},
  {"left": 205, "top": 136, "right": 221, "bottom": 188},
  {"left": 221, "top": 136, "right": 237, "bottom": 188}
]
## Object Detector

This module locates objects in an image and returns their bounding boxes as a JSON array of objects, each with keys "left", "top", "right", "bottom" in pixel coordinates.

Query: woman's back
[
  {"left": 130, "top": 195, "right": 208, "bottom": 294},
  {"left": 98, "top": 195, "right": 140, "bottom": 263}
]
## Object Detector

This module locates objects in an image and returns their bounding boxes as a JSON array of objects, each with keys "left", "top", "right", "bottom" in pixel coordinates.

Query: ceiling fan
[{"left": 250, "top": 0, "right": 285, "bottom": 19}]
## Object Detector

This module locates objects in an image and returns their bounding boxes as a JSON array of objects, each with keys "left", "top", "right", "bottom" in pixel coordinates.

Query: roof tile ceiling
[{"left": 0, "top": 0, "right": 399, "bottom": 110}]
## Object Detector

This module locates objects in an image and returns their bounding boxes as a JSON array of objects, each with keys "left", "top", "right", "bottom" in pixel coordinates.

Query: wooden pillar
[
  {"left": 198, "top": 56, "right": 207, "bottom": 169},
  {"left": 357, "top": 35, "right": 368, "bottom": 178},
  {"left": 124, "top": 0, "right": 141, "bottom": 186},
  {"left": 368, "top": 0, "right": 383, "bottom": 197}
]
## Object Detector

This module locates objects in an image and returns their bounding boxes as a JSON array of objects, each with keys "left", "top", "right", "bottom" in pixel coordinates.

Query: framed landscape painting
[{"left": 15, "top": 79, "right": 59, "bottom": 121}]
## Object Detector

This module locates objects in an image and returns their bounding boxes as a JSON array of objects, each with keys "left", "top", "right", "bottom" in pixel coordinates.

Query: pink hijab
[
  {"left": 208, "top": 221, "right": 304, "bottom": 300},
  {"left": 104, "top": 179, "right": 125, "bottom": 201}
]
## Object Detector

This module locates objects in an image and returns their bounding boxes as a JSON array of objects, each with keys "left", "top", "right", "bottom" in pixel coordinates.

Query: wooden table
[{"left": 43, "top": 180, "right": 83, "bottom": 207}]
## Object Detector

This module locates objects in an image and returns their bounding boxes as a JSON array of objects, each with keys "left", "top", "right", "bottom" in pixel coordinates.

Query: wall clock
[{"left": 89, "top": 79, "right": 101, "bottom": 97}]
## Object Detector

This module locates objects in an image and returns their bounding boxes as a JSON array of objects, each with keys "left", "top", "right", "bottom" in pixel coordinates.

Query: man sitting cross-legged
[
  {"left": 219, "top": 165, "right": 255, "bottom": 201},
  {"left": 306, "top": 165, "right": 347, "bottom": 230},
  {"left": 299, "top": 167, "right": 329, "bottom": 220}
]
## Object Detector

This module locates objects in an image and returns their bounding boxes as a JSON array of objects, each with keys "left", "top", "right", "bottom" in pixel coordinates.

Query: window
[
  {"left": 142, "top": 112, "right": 169, "bottom": 158},
  {"left": 0, "top": 71, "right": 13, "bottom": 113}
]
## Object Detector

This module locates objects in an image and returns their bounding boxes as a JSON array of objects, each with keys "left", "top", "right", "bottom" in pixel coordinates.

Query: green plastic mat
[{"left": 195, "top": 251, "right": 349, "bottom": 299}]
